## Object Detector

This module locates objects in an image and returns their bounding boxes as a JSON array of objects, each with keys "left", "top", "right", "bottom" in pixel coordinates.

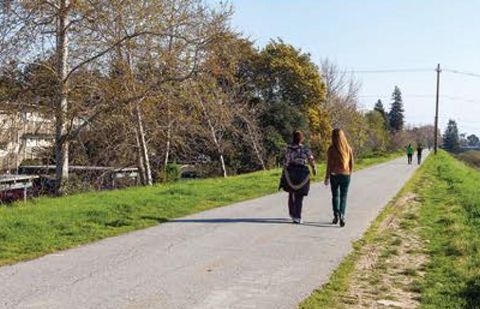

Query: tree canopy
[
  {"left": 0, "top": 3, "right": 421, "bottom": 194},
  {"left": 467, "top": 134, "right": 480, "bottom": 147},
  {"left": 443, "top": 119, "right": 460, "bottom": 152}
]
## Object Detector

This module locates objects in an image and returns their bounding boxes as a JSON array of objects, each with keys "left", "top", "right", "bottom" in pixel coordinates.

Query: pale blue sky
[{"left": 225, "top": 0, "right": 480, "bottom": 136}]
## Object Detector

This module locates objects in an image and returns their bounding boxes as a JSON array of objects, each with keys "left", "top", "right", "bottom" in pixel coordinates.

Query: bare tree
[
  {"left": 1, "top": 0, "right": 231, "bottom": 192},
  {"left": 101, "top": 0, "right": 231, "bottom": 185},
  {"left": 320, "top": 58, "right": 362, "bottom": 127},
  {"left": 320, "top": 58, "right": 367, "bottom": 154},
  {"left": 190, "top": 79, "right": 232, "bottom": 177}
]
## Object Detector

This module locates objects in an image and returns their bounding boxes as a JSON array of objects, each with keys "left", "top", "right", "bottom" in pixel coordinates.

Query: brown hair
[
  {"left": 331, "top": 128, "right": 351, "bottom": 170},
  {"left": 292, "top": 130, "right": 304, "bottom": 145}
]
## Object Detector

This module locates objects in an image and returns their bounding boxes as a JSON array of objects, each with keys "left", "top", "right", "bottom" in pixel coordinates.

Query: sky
[{"left": 224, "top": 0, "right": 480, "bottom": 136}]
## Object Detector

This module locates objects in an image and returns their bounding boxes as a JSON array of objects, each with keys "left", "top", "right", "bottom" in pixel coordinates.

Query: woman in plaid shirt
[{"left": 279, "top": 131, "right": 317, "bottom": 224}]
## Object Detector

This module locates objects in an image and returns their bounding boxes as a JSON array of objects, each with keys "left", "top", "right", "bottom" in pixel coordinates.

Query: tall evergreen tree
[
  {"left": 374, "top": 99, "right": 389, "bottom": 128},
  {"left": 443, "top": 119, "right": 460, "bottom": 151},
  {"left": 388, "top": 86, "right": 404, "bottom": 132},
  {"left": 374, "top": 99, "right": 386, "bottom": 115}
]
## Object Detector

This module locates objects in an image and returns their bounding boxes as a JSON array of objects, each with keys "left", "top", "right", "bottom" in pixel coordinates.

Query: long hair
[{"left": 331, "top": 128, "right": 351, "bottom": 169}]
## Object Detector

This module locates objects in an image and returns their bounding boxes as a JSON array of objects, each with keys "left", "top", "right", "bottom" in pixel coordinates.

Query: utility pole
[{"left": 434, "top": 63, "right": 441, "bottom": 154}]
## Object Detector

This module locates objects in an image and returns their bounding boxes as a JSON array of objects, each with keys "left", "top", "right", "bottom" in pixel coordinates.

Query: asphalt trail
[{"left": 0, "top": 155, "right": 425, "bottom": 309}]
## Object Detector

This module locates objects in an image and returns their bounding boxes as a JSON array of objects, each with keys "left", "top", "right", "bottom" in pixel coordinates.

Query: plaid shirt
[{"left": 284, "top": 144, "right": 314, "bottom": 167}]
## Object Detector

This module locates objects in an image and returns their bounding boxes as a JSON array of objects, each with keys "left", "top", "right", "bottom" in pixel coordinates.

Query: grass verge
[
  {"left": 0, "top": 151, "right": 401, "bottom": 267},
  {"left": 417, "top": 151, "right": 480, "bottom": 308},
  {"left": 300, "top": 150, "right": 480, "bottom": 308},
  {"left": 300, "top": 153, "right": 427, "bottom": 308}
]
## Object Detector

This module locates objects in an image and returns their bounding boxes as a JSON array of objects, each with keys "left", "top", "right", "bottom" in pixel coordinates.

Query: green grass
[
  {"left": 416, "top": 151, "right": 480, "bottom": 308},
  {"left": 0, "top": 152, "right": 402, "bottom": 267},
  {"left": 299, "top": 155, "right": 424, "bottom": 309},
  {"left": 300, "top": 151, "right": 480, "bottom": 308}
]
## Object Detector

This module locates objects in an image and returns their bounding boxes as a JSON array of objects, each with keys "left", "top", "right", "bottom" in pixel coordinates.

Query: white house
[{"left": 0, "top": 111, "right": 54, "bottom": 172}]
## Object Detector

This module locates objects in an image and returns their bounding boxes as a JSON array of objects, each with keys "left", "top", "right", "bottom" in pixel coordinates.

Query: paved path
[{"left": 0, "top": 155, "right": 426, "bottom": 309}]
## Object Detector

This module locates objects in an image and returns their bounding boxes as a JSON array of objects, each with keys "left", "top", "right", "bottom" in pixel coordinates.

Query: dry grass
[{"left": 337, "top": 193, "right": 428, "bottom": 308}]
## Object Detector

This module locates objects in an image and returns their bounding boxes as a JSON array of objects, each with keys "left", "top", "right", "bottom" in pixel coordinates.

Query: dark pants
[
  {"left": 330, "top": 174, "right": 351, "bottom": 216},
  {"left": 288, "top": 192, "right": 304, "bottom": 219},
  {"left": 407, "top": 154, "right": 413, "bottom": 164},
  {"left": 418, "top": 154, "right": 422, "bottom": 164}
]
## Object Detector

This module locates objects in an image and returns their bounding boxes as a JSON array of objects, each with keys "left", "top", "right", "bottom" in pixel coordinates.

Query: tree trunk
[
  {"left": 164, "top": 124, "right": 171, "bottom": 168},
  {"left": 164, "top": 103, "right": 171, "bottom": 171},
  {"left": 246, "top": 124, "right": 266, "bottom": 170},
  {"left": 198, "top": 99, "right": 227, "bottom": 178},
  {"left": 219, "top": 151, "right": 227, "bottom": 178},
  {"left": 135, "top": 103, "right": 153, "bottom": 185},
  {"left": 135, "top": 126, "right": 146, "bottom": 185},
  {"left": 55, "top": 0, "right": 70, "bottom": 196},
  {"left": 208, "top": 123, "right": 227, "bottom": 178}
]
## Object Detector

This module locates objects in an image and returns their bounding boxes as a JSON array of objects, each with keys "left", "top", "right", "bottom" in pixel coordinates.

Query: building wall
[{"left": 0, "top": 111, "right": 54, "bottom": 172}]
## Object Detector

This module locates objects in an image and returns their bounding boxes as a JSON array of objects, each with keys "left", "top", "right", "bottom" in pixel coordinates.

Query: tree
[
  {"left": 189, "top": 77, "right": 234, "bottom": 178},
  {"left": 320, "top": 58, "right": 366, "bottom": 156},
  {"left": 443, "top": 119, "right": 460, "bottom": 152},
  {"left": 459, "top": 133, "right": 468, "bottom": 148},
  {"left": 467, "top": 134, "right": 480, "bottom": 147},
  {"left": 253, "top": 40, "right": 329, "bottom": 162},
  {"left": 1, "top": 0, "right": 231, "bottom": 193},
  {"left": 374, "top": 99, "right": 386, "bottom": 115},
  {"left": 410, "top": 125, "right": 436, "bottom": 148},
  {"left": 365, "top": 110, "right": 389, "bottom": 153},
  {"left": 374, "top": 99, "right": 389, "bottom": 128},
  {"left": 0, "top": 1, "right": 132, "bottom": 194},
  {"left": 200, "top": 33, "right": 266, "bottom": 172},
  {"left": 389, "top": 86, "right": 405, "bottom": 132}
]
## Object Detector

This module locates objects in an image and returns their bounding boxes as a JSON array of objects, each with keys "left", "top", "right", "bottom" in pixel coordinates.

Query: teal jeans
[{"left": 330, "top": 174, "right": 351, "bottom": 216}]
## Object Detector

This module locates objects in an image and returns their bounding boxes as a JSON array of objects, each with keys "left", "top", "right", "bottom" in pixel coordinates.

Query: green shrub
[{"left": 165, "top": 163, "right": 182, "bottom": 182}]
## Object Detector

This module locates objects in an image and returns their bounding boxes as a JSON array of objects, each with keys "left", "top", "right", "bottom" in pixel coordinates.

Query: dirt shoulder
[
  {"left": 300, "top": 171, "right": 430, "bottom": 309},
  {"left": 338, "top": 192, "right": 428, "bottom": 308}
]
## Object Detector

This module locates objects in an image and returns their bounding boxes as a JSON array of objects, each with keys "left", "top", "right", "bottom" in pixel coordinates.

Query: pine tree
[
  {"left": 443, "top": 119, "right": 460, "bottom": 151},
  {"left": 388, "top": 86, "right": 404, "bottom": 132},
  {"left": 374, "top": 99, "right": 386, "bottom": 115},
  {"left": 374, "top": 99, "right": 389, "bottom": 128}
]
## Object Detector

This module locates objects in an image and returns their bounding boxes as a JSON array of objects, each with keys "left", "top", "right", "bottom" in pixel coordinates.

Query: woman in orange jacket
[{"left": 324, "top": 129, "right": 354, "bottom": 227}]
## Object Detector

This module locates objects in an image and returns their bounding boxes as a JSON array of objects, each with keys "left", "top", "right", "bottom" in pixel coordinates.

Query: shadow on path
[{"left": 168, "top": 217, "right": 338, "bottom": 228}]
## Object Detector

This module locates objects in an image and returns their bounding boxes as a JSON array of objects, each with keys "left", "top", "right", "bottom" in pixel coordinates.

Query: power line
[
  {"left": 335, "top": 67, "right": 480, "bottom": 78},
  {"left": 438, "top": 117, "right": 479, "bottom": 123},
  {"left": 442, "top": 95, "right": 480, "bottom": 103},
  {"left": 358, "top": 95, "right": 480, "bottom": 104},
  {"left": 347, "top": 68, "right": 434, "bottom": 74},
  {"left": 444, "top": 69, "right": 480, "bottom": 79},
  {"left": 359, "top": 95, "right": 433, "bottom": 98}
]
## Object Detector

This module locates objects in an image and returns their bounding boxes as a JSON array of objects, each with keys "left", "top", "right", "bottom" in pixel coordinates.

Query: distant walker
[
  {"left": 417, "top": 144, "right": 424, "bottom": 165},
  {"left": 407, "top": 144, "right": 414, "bottom": 165}
]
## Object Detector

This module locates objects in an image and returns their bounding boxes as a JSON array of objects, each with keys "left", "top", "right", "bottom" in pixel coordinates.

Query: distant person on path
[
  {"left": 279, "top": 131, "right": 317, "bottom": 224},
  {"left": 407, "top": 144, "right": 414, "bottom": 165},
  {"left": 417, "top": 144, "right": 424, "bottom": 165},
  {"left": 324, "top": 129, "right": 354, "bottom": 227}
]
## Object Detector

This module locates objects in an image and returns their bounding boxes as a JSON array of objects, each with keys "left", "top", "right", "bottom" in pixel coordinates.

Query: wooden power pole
[{"left": 434, "top": 64, "right": 441, "bottom": 154}]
